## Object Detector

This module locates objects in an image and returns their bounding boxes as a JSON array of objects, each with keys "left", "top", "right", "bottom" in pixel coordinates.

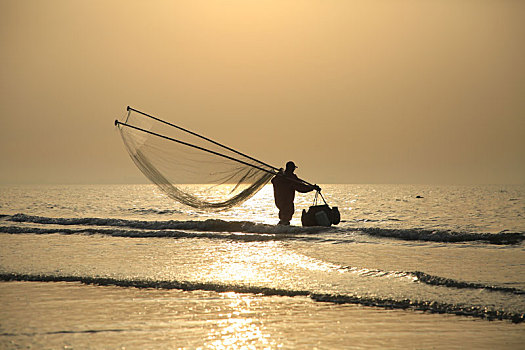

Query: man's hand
[{"left": 313, "top": 184, "right": 321, "bottom": 192}]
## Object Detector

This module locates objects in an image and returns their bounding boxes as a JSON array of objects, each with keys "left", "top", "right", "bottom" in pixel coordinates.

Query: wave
[
  {"left": 126, "top": 207, "right": 185, "bottom": 215},
  {"left": 2, "top": 213, "right": 523, "bottom": 244},
  {"left": 355, "top": 227, "right": 524, "bottom": 245},
  {"left": 3, "top": 213, "right": 328, "bottom": 235},
  {"left": 408, "top": 270, "right": 524, "bottom": 295},
  {"left": 0, "top": 225, "right": 323, "bottom": 242},
  {"left": 1, "top": 329, "right": 128, "bottom": 337},
  {"left": 340, "top": 267, "right": 525, "bottom": 296},
  {"left": 1, "top": 273, "right": 523, "bottom": 324}
]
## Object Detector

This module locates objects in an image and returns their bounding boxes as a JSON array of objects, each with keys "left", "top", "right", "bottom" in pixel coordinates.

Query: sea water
[{"left": 0, "top": 184, "right": 524, "bottom": 349}]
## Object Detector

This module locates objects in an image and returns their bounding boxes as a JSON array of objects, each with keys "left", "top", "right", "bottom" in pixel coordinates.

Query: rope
[
  {"left": 318, "top": 191, "right": 328, "bottom": 205},
  {"left": 312, "top": 190, "right": 328, "bottom": 206}
]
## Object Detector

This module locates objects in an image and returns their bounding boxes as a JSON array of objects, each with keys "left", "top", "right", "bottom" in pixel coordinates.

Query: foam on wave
[{"left": 1, "top": 273, "right": 522, "bottom": 323}]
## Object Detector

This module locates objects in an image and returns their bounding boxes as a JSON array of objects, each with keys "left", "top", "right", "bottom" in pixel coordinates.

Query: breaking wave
[
  {"left": 356, "top": 227, "right": 524, "bottom": 245},
  {"left": 0, "top": 225, "right": 315, "bottom": 242},
  {"left": 408, "top": 270, "right": 524, "bottom": 295},
  {"left": 2, "top": 213, "right": 327, "bottom": 235},
  {"left": 1, "top": 273, "right": 523, "bottom": 324},
  {"left": 340, "top": 267, "right": 525, "bottom": 296}
]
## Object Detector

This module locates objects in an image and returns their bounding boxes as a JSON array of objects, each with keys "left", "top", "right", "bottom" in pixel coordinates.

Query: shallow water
[
  {"left": 0, "top": 184, "right": 524, "bottom": 348},
  {"left": 2, "top": 282, "right": 524, "bottom": 349}
]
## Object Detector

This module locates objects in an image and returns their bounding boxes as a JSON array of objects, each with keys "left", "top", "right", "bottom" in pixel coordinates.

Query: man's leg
[{"left": 278, "top": 203, "right": 294, "bottom": 225}]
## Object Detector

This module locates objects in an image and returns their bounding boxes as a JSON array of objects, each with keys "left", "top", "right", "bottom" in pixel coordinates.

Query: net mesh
[{"left": 116, "top": 109, "right": 275, "bottom": 211}]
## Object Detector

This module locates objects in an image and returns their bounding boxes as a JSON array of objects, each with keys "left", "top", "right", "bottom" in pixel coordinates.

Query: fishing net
[{"left": 116, "top": 108, "right": 276, "bottom": 211}]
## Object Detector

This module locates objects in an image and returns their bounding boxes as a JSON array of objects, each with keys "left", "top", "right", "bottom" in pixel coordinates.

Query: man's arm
[{"left": 292, "top": 175, "right": 319, "bottom": 193}]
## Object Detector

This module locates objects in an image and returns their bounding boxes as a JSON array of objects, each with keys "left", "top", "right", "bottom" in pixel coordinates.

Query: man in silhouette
[{"left": 272, "top": 161, "right": 320, "bottom": 225}]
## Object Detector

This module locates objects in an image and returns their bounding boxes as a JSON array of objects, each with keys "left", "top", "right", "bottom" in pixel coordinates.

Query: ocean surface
[{"left": 1, "top": 184, "right": 524, "bottom": 349}]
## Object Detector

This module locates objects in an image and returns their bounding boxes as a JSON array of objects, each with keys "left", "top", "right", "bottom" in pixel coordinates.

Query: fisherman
[{"left": 272, "top": 161, "right": 320, "bottom": 225}]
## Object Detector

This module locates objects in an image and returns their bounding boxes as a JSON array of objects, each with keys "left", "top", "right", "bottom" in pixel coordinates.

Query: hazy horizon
[{"left": 1, "top": 1, "right": 524, "bottom": 185}]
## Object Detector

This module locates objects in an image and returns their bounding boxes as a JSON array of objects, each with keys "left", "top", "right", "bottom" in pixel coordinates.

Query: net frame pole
[
  {"left": 127, "top": 106, "right": 279, "bottom": 172},
  {"left": 116, "top": 120, "right": 279, "bottom": 177},
  {"left": 124, "top": 106, "right": 317, "bottom": 188}
]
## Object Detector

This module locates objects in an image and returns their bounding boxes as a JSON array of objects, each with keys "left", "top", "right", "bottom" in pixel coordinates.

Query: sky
[{"left": 1, "top": 0, "right": 524, "bottom": 184}]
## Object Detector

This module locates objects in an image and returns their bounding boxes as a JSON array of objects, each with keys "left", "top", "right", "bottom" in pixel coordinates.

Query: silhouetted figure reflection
[{"left": 272, "top": 161, "right": 319, "bottom": 225}]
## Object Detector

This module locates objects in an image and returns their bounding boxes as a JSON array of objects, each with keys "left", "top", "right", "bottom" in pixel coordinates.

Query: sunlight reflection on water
[
  {"left": 0, "top": 184, "right": 524, "bottom": 348},
  {"left": 202, "top": 241, "right": 340, "bottom": 286},
  {"left": 204, "top": 293, "right": 276, "bottom": 349}
]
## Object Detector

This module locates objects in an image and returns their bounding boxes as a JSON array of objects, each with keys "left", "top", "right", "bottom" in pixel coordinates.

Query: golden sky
[{"left": 1, "top": 0, "right": 523, "bottom": 184}]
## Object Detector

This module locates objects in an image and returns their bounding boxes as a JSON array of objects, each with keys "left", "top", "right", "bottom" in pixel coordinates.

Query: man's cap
[{"left": 286, "top": 161, "right": 297, "bottom": 170}]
